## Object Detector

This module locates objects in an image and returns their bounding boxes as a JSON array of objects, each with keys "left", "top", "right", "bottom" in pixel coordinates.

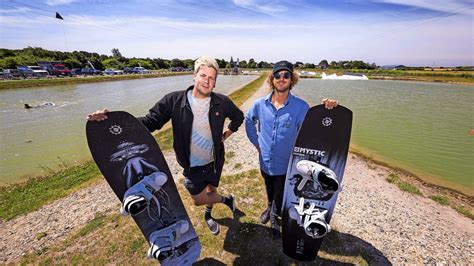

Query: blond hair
[{"left": 194, "top": 56, "right": 219, "bottom": 74}]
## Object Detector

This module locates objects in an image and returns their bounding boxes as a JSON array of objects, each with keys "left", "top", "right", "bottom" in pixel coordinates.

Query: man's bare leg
[{"left": 190, "top": 185, "right": 235, "bottom": 235}]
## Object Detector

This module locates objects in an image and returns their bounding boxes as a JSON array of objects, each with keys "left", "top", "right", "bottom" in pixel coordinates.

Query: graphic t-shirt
[{"left": 187, "top": 90, "right": 214, "bottom": 167}]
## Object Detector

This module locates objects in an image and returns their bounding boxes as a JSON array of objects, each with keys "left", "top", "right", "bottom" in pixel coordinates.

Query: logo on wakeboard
[
  {"left": 109, "top": 125, "right": 123, "bottom": 135},
  {"left": 322, "top": 117, "right": 332, "bottom": 127},
  {"left": 293, "top": 147, "right": 326, "bottom": 156}
]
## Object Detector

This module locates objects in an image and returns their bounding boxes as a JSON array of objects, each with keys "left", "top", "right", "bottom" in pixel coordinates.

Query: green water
[
  {"left": 0, "top": 75, "right": 256, "bottom": 185},
  {"left": 294, "top": 79, "right": 473, "bottom": 195}
]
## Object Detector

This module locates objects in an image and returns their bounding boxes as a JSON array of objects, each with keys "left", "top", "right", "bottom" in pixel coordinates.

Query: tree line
[{"left": 0, "top": 47, "right": 379, "bottom": 70}]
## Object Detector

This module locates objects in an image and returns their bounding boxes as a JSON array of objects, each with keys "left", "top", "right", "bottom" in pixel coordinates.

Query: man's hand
[
  {"left": 322, "top": 98, "right": 339, "bottom": 110},
  {"left": 87, "top": 109, "right": 109, "bottom": 121},
  {"left": 222, "top": 129, "right": 233, "bottom": 142}
]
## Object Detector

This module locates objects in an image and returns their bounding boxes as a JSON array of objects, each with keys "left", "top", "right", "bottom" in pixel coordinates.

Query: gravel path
[
  {"left": 336, "top": 155, "right": 473, "bottom": 264},
  {"left": 1, "top": 83, "right": 472, "bottom": 264}
]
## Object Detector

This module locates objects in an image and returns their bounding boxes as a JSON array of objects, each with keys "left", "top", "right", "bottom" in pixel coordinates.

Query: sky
[{"left": 0, "top": 0, "right": 473, "bottom": 66}]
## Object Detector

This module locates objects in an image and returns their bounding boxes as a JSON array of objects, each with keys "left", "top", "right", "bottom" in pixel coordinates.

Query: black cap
[{"left": 272, "top": 60, "right": 293, "bottom": 74}]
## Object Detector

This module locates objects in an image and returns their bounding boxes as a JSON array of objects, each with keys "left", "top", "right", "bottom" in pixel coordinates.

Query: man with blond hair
[{"left": 88, "top": 56, "right": 243, "bottom": 235}]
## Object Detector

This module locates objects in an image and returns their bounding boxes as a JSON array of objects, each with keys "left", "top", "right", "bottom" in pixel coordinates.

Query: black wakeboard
[
  {"left": 281, "top": 105, "right": 352, "bottom": 261},
  {"left": 86, "top": 111, "right": 200, "bottom": 265}
]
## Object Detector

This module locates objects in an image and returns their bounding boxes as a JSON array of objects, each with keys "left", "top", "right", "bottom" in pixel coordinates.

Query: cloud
[
  {"left": 45, "top": 0, "right": 77, "bottom": 6},
  {"left": 233, "top": 0, "right": 287, "bottom": 15},
  {"left": 0, "top": 15, "right": 52, "bottom": 27},
  {"left": 1, "top": 13, "right": 325, "bottom": 32},
  {"left": 371, "top": 0, "right": 473, "bottom": 13},
  {"left": 0, "top": 7, "right": 31, "bottom": 14}
]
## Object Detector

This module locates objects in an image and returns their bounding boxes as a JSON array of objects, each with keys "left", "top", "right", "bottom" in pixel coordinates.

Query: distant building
[{"left": 228, "top": 56, "right": 240, "bottom": 75}]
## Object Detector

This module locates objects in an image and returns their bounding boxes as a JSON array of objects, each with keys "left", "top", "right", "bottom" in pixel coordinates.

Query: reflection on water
[
  {"left": 0, "top": 75, "right": 256, "bottom": 184},
  {"left": 293, "top": 79, "right": 474, "bottom": 195}
]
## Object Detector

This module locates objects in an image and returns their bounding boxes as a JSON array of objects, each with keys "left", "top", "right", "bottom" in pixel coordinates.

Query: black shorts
[{"left": 184, "top": 162, "right": 220, "bottom": 195}]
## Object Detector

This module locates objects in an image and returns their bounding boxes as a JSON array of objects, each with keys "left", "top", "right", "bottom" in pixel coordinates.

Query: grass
[
  {"left": 386, "top": 173, "right": 422, "bottom": 196},
  {"left": 227, "top": 73, "right": 267, "bottom": 106},
  {"left": 387, "top": 175, "right": 474, "bottom": 221},
  {"left": 36, "top": 232, "right": 47, "bottom": 240},
  {"left": 430, "top": 195, "right": 449, "bottom": 205},
  {"left": 19, "top": 169, "right": 374, "bottom": 264},
  {"left": 75, "top": 212, "right": 108, "bottom": 238},
  {"left": 367, "top": 163, "right": 377, "bottom": 170},
  {"left": 0, "top": 72, "right": 190, "bottom": 90},
  {"left": 153, "top": 127, "right": 173, "bottom": 151},
  {"left": 0, "top": 160, "right": 101, "bottom": 221},
  {"left": 225, "top": 151, "right": 235, "bottom": 159},
  {"left": 455, "top": 206, "right": 474, "bottom": 220}
]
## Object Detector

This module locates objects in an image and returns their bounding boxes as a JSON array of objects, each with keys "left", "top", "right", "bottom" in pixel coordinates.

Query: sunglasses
[{"left": 273, "top": 72, "right": 291, "bottom": 79}]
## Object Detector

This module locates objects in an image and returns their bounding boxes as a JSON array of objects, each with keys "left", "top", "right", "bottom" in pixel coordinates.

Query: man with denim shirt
[{"left": 245, "top": 60, "right": 338, "bottom": 239}]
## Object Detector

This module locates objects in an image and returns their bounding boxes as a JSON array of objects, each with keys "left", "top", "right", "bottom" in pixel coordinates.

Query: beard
[{"left": 274, "top": 82, "right": 290, "bottom": 93}]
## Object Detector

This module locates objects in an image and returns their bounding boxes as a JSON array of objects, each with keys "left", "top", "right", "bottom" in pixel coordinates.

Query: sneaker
[
  {"left": 205, "top": 217, "right": 220, "bottom": 235},
  {"left": 296, "top": 160, "right": 339, "bottom": 193},
  {"left": 147, "top": 220, "right": 190, "bottom": 261},
  {"left": 270, "top": 214, "right": 281, "bottom": 240},
  {"left": 227, "top": 194, "right": 236, "bottom": 212},
  {"left": 121, "top": 171, "right": 168, "bottom": 217},
  {"left": 259, "top": 206, "right": 271, "bottom": 224},
  {"left": 274, "top": 215, "right": 282, "bottom": 226}
]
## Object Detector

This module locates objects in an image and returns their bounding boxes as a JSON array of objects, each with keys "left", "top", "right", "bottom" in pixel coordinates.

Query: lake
[{"left": 293, "top": 79, "right": 473, "bottom": 195}]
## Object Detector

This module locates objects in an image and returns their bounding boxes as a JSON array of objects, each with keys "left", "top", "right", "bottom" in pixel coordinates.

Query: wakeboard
[
  {"left": 281, "top": 105, "right": 352, "bottom": 261},
  {"left": 86, "top": 111, "right": 201, "bottom": 265}
]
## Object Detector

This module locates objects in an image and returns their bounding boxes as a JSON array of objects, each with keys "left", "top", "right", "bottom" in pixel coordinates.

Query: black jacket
[{"left": 138, "top": 86, "right": 244, "bottom": 177}]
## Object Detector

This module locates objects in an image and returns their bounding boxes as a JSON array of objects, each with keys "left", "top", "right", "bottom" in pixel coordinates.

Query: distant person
[
  {"left": 245, "top": 60, "right": 338, "bottom": 239},
  {"left": 87, "top": 56, "right": 244, "bottom": 235},
  {"left": 24, "top": 102, "right": 55, "bottom": 109}
]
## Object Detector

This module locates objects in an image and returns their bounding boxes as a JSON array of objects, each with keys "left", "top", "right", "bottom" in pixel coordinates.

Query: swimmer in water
[{"left": 24, "top": 102, "right": 55, "bottom": 109}]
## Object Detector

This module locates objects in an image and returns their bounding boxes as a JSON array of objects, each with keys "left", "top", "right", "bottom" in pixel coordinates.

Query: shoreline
[
  {"left": 0, "top": 72, "right": 192, "bottom": 90},
  {"left": 349, "top": 146, "right": 473, "bottom": 198},
  {"left": 369, "top": 76, "right": 474, "bottom": 86},
  {"left": 348, "top": 149, "right": 473, "bottom": 213},
  {"left": 299, "top": 75, "right": 474, "bottom": 86}
]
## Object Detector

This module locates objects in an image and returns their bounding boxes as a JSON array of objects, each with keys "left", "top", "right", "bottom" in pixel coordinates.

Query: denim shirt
[{"left": 245, "top": 92, "right": 309, "bottom": 175}]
